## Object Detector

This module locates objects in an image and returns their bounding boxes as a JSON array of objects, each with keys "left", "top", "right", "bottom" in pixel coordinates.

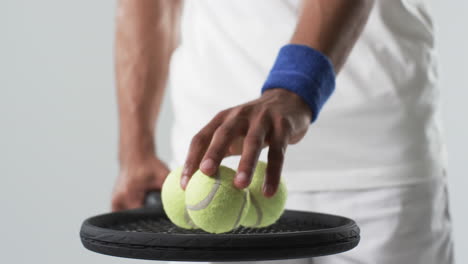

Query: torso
[{"left": 169, "top": 0, "right": 446, "bottom": 190}]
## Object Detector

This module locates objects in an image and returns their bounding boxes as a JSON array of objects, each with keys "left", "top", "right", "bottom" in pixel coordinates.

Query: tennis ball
[
  {"left": 161, "top": 166, "right": 197, "bottom": 229},
  {"left": 185, "top": 166, "right": 250, "bottom": 234},
  {"left": 241, "top": 161, "right": 287, "bottom": 228}
]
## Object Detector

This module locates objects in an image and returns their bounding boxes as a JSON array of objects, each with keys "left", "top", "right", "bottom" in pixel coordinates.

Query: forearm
[
  {"left": 291, "top": 0, "right": 374, "bottom": 72},
  {"left": 115, "top": 0, "right": 181, "bottom": 163}
]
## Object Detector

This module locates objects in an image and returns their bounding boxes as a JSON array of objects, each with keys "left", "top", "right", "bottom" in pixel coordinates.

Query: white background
[{"left": 1, "top": 1, "right": 466, "bottom": 263}]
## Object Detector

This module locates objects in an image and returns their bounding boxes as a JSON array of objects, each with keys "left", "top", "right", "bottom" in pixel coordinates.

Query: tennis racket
[{"left": 80, "top": 192, "right": 360, "bottom": 262}]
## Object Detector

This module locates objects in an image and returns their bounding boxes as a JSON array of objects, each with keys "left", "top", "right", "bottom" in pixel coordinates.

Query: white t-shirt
[{"left": 168, "top": 0, "right": 446, "bottom": 191}]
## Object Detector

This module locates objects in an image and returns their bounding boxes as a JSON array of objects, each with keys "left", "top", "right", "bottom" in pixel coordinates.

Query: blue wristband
[{"left": 261, "top": 44, "right": 336, "bottom": 122}]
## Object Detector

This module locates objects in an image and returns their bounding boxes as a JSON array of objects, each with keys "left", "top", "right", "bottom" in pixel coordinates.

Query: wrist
[
  {"left": 261, "top": 44, "right": 336, "bottom": 123},
  {"left": 262, "top": 88, "right": 313, "bottom": 122}
]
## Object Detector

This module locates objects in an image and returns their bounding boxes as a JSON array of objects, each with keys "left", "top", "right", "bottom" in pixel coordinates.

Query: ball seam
[{"left": 186, "top": 170, "right": 221, "bottom": 211}]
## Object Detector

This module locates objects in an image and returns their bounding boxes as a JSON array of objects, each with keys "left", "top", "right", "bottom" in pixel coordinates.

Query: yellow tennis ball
[
  {"left": 185, "top": 166, "right": 250, "bottom": 234},
  {"left": 161, "top": 167, "right": 197, "bottom": 229},
  {"left": 241, "top": 161, "right": 287, "bottom": 228}
]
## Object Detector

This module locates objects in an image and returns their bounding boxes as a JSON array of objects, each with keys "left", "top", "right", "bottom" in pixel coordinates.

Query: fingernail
[
  {"left": 180, "top": 176, "right": 189, "bottom": 189},
  {"left": 263, "top": 184, "right": 274, "bottom": 197},
  {"left": 182, "top": 166, "right": 190, "bottom": 177},
  {"left": 235, "top": 172, "right": 248, "bottom": 187},
  {"left": 200, "top": 159, "right": 215, "bottom": 172}
]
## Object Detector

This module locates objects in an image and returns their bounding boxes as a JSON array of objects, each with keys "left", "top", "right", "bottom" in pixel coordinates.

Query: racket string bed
[{"left": 105, "top": 215, "right": 333, "bottom": 235}]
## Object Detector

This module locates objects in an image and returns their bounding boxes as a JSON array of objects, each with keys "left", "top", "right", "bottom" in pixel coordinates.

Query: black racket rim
[{"left": 81, "top": 235, "right": 359, "bottom": 262}]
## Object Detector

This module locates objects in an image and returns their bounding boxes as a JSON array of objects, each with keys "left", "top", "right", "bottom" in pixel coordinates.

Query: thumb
[
  {"left": 149, "top": 164, "right": 170, "bottom": 190},
  {"left": 124, "top": 190, "right": 145, "bottom": 209},
  {"left": 148, "top": 175, "right": 165, "bottom": 192}
]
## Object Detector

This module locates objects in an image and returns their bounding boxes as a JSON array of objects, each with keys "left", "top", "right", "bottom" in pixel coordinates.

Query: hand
[
  {"left": 111, "top": 156, "right": 170, "bottom": 211},
  {"left": 181, "top": 88, "right": 312, "bottom": 197}
]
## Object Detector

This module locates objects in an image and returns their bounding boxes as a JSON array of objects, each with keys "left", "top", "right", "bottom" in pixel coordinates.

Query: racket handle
[{"left": 144, "top": 191, "right": 163, "bottom": 208}]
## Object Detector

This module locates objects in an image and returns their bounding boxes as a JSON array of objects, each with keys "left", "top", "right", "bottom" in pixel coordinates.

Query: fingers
[
  {"left": 182, "top": 102, "right": 295, "bottom": 195},
  {"left": 199, "top": 119, "right": 248, "bottom": 176},
  {"left": 111, "top": 159, "right": 168, "bottom": 212},
  {"left": 181, "top": 132, "right": 211, "bottom": 188},
  {"left": 182, "top": 109, "right": 251, "bottom": 189},
  {"left": 150, "top": 162, "right": 170, "bottom": 190},
  {"left": 124, "top": 193, "right": 144, "bottom": 209},
  {"left": 234, "top": 117, "right": 269, "bottom": 189},
  {"left": 111, "top": 195, "right": 125, "bottom": 212},
  {"left": 263, "top": 119, "right": 290, "bottom": 197},
  {"left": 181, "top": 112, "right": 226, "bottom": 189},
  {"left": 111, "top": 190, "right": 144, "bottom": 211}
]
